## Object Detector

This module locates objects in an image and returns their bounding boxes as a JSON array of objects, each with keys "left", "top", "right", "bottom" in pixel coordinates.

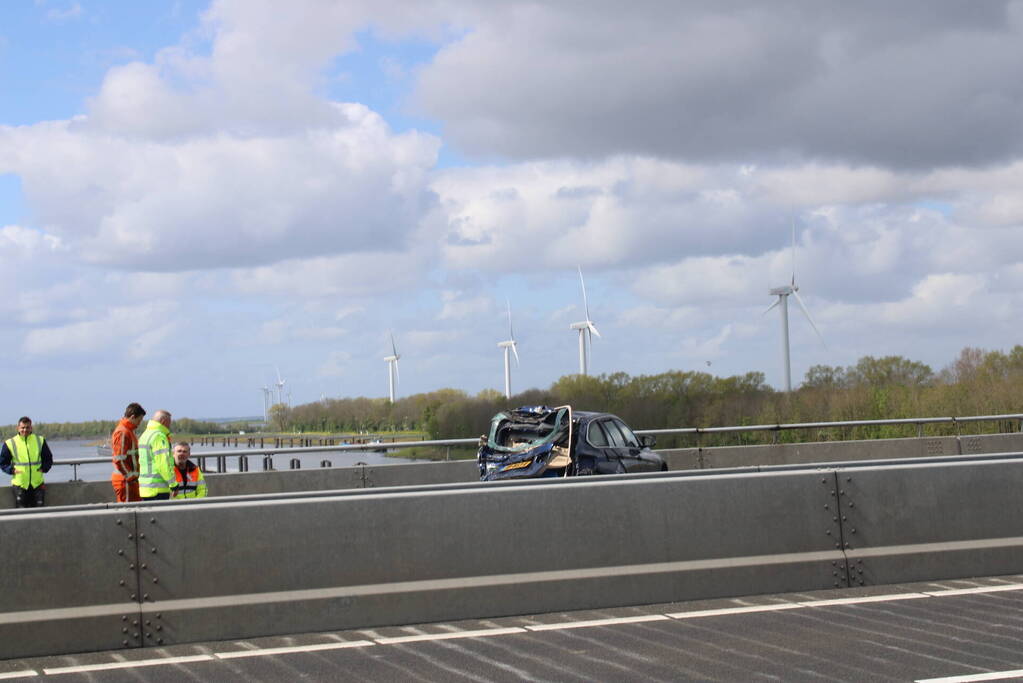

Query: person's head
[
  {"left": 173, "top": 441, "right": 190, "bottom": 467},
  {"left": 153, "top": 410, "right": 172, "bottom": 428},
  {"left": 17, "top": 417, "right": 32, "bottom": 437},
  {"left": 124, "top": 402, "right": 146, "bottom": 427}
]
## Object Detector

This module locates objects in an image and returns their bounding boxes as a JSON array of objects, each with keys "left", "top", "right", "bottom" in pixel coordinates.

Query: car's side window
[
  {"left": 602, "top": 420, "right": 627, "bottom": 447},
  {"left": 614, "top": 419, "right": 640, "bottom": 448},
  {"left": 587, "top": 421, "right": 609, "bottom": 446}
]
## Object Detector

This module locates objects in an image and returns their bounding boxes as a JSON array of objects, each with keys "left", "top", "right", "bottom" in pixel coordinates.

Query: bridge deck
[{"left": 4, "top": 574, "right": 1022, "bottom": 682}]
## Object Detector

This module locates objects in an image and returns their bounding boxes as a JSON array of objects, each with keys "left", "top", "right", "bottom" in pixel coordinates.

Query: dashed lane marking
[
  {"left": 667, "top": 603, "right": 803, "bottom": 619},
  {"left": 526, "top": 614, "right": 670, "bottom": 631},
  {"left": 375, "top": 627, "right": 527, "bottom": 644},
  {"left": 922, "top": 583, "right": 1023, "bottom": 597},
  {"left": 797, "top": 592, "right": 929, "bottom": 607},
  {"left": 915, "top": 669, "right": 1023, "bottom": 682},
  {"left": 0, "top": 672, "right": 38, "bottom": 680},
  {"left": 43, "top": 655, "right": 214, "bottom": 676},
  {"left": 215, "top": 640, "right": 375, "bottom": 659}
]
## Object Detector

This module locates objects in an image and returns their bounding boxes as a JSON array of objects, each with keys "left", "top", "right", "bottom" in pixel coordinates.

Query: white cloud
[
  {"left": 437, "top": 291, "right": 490, "bottom": 320},
  {"left": 45, "top": 2, "right": 82, "bottom": 22},
  {"left": 23, "top": 304, "right": 176, "bottom": 360}
]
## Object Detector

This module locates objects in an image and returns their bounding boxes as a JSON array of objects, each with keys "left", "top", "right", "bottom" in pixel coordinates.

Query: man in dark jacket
[{"left": 0, "top": 416, "right": 54, "bottom": 508}]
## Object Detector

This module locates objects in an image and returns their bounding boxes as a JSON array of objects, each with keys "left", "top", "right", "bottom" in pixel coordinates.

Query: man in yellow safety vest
[
  {"left": 0, "top": 416, "right": 54, "bottom": 508},
  {"left": 138, "top": 410, "right": 174, "bottom": 501}
]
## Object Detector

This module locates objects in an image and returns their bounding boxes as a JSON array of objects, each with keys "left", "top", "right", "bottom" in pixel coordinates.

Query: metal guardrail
[{"left": 50, "top": 413, "right": 1023, "bottom": 478}]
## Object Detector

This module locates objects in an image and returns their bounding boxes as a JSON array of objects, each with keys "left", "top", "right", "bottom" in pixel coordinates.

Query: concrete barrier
[
  {"left": 0, "top": 468, "right": 845, "bottom": 657},
  {"left": 839, "top": 459, "right": 1023, "bottom": 586},
  {"left": 0, "top": 461, "right": 480, "bottom": 509},
  {"left": 4, "top": 455, "right": 1023, "bottom": 659},
  {"left": 661, "top": 432, "right": 1023, "bottom": 470},
  {"left": 0, "top": 508, "right": 141, "bottom": 658}
]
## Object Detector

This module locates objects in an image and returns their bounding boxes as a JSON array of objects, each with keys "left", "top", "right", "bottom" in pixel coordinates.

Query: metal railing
[{"left": 50, "top": 413, "right": 1023, "bottom": 479}]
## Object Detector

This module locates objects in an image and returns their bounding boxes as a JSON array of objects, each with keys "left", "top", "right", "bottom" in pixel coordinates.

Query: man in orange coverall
[{"left": 111, "top": 402, "right": 146, "bottom": 502}]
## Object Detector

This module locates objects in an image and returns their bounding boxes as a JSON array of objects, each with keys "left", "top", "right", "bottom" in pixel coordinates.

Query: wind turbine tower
[
  {"left": 259, "top": 386, "right": 271, "bottom": 423},
  {"left": 497, "top": 301, "right": 519, "bottom": 399},
  {"left": 383, "top": 332, "right": 401, "bottom": 403},
  {"left": 765, "top": 223, "right": 824, "bottom": 392},
  {"left": 569, "top": 267, "right": 601, "bottom": 375}
]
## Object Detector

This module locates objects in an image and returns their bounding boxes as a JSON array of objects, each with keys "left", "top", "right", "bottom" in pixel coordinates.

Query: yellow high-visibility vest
[
  {"left": 138, "top": 420, "right": 173, "bottom": 498},
  {"left": 6, "top": 434, "right": 45, "bottom": 489}
]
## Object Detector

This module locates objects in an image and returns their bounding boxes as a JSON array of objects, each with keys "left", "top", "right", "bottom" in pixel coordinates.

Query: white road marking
[
  {"left": 799, "top": 592, "right": 929, "bottom": 607},
  {"left": 375, "top": 627, "right": 527, "bottom": 644},
  {"left": 215, "top": 640, "right": 375, "bottom": 659},
  {"left": 923, "top": 583, "right": 1023, "bottom": 597},
  {"left": 20, "top": 582, "right": 1023, "bottom": 676},
  {"left": 43, "top": 655, "right": 213, "bottom": 675},
  {"left": 915, "top": 669, "right": 1023, "bottom": 682},
  {"left": 526, "top": 614, "right": 669, "bottom": 631},
  {"left": 667, "top": 603, "right": 803, "bottom": 619}
]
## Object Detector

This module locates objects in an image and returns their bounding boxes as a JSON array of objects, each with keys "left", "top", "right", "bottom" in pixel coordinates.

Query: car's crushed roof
[{"left": 483, "top": 405, "right": 572, "bottom": 454}]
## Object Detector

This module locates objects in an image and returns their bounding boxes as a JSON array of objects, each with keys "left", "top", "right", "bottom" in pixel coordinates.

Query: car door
[
  {"left": 604, "top": 418, "right": 660, "bottom": 473},
  {"left": 584, "top": 419, "right": 625, "bottom": 474}
]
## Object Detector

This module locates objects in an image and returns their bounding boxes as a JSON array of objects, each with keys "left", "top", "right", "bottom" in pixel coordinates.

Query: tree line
[
  {"left": 14, "top": 345, "right": 1023, "bottom": 444},
  {"left": 279, "top": 345, "right": 1023, "bottom": 446}
]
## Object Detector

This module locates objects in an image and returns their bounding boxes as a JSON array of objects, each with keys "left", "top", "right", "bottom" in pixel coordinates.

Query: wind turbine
[
  {"left": 497, "top": 300, "right": 520, "bottom": 399},
  {"left": 383, "top": 332, "right": 401, "bottom": 403},
  {"left": 259, "top": 386, "right": 271, "bottom": 423},
  {"left": 569, "top": 266, "right": 600, "bottom": 375},
  {"left": 275, "top": 366, "right": 287, "bottom": 406},
  {"left": 765, "top": 222, "right": 824, "bottom": 392}
]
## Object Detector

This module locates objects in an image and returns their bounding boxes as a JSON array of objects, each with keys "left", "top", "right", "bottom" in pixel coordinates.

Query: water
[{"left": 43, "top": 437, "right": 420, "bottom": 482}]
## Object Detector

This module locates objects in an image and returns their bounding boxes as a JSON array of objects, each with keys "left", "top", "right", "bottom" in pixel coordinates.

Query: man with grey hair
[{"left": 138, "top": 410, "right": 174, "bottom": 501}]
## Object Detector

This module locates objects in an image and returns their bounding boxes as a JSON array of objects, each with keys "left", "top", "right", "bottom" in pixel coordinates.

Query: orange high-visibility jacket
[{"left": 111, "top": 418, "right": 140, "bottom": 481}]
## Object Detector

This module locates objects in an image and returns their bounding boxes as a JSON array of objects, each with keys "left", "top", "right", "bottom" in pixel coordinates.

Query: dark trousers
[{"left": 13, "top": 485, "right": 45, "bottom": 508}]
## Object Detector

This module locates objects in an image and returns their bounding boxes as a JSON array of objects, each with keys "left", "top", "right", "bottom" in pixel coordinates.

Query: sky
[{"left": 2, "top": 0, "right": 1023, "bottom": 422}]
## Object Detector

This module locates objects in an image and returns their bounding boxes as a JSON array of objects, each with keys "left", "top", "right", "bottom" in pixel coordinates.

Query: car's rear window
[{"left": 587, "top": 421, "right": 609, "bottom": 446}]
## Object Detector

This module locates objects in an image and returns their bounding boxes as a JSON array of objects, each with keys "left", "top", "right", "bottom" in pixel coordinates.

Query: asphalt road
[{"left": 3, "top": 575, "right": 1023, "bottom": 682}]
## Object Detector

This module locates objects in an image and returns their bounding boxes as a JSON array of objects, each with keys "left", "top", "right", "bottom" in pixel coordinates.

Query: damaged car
[{"left": 477, "top": 405, "right": 667, "bottom": 481}]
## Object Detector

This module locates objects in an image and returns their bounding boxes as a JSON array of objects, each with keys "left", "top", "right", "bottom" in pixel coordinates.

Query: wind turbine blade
[
  {"left": 389, "top": 331, "right": 398, "bottom": 358},
  {"left": 507, "top": 299, "right": 515, "bottom": 340},
  {"left": 588, "top": 322, "right": 600, "bottom": 339},
  {"left": 276, "top": 365, "right": 282, "bottom": 384},
  {"left": 511, "top": 342, "right": 520, "bottom": 366},
  {"left": 791, "top": 289, "right": 826, "bottom": 346},
  {"left": 763, "top": 298, "right": 780, "bottom": 315},
  {"left": 394, "top": 358, "right": 400, "bottom": 386},
  {"left": 578, "top": 266, "right": 590, "bottom": 321}
]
